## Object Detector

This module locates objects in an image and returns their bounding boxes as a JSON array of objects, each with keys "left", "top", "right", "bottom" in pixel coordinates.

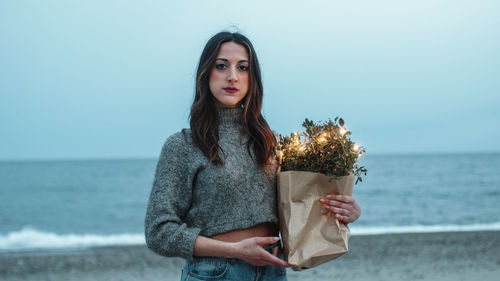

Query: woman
[{"left": 145, "top": 31, "right": 361, "bottom": 281}]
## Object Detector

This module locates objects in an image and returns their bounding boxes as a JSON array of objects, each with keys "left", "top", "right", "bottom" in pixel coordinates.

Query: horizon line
[{"left": 1, "top": 150, "right": 500, "bottom": 163}]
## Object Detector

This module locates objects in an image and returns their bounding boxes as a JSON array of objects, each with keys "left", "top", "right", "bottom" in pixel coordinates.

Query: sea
[{"left": 1, "top": 153, "right": 499, "bottom": 253}]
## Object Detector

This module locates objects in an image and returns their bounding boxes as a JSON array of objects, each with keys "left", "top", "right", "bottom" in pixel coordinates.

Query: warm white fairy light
[
  {"left": 353, "top": 143, "right": 360, "bottom": 152},
  {"left": 339, "top": 127, "right": 346, "bottom": 136},
  {"left": 315, "top": 132, "right": 327, "bottom": 143},
  {"left": 293, "top": 132, "right": 301, "bottom": 146}
]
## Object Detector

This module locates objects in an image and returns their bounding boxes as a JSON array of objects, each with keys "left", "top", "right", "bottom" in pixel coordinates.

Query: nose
[{"left": 227, "top": 68, "right": 238, "bottom": 84}]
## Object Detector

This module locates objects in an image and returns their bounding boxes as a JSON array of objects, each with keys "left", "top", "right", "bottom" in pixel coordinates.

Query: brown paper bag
[{"left": 277, "top": 170, "right": 354, "bottom": 271}]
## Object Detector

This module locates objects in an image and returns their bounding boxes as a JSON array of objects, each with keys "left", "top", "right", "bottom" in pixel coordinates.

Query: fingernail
[
  {"left": 327, "top": 194, "right": 334, "bottom": 199},
  {"left": 319, "top": 199, "right": 326, "bottom": 203},
  {"left": 274, "top": 237, "right": 280, "bottom": 241}
]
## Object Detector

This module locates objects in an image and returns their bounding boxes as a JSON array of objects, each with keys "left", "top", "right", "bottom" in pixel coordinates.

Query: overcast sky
[{"left": 1, "top": 0, "right": 499, "bottom": 160}]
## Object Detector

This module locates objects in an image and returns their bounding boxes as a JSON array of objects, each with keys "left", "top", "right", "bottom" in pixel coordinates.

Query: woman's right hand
[{"left": 232, "top": 237, "right": 291, "bottom": 267}]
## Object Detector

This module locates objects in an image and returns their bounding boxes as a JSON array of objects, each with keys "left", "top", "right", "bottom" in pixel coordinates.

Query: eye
[
  {"left": 215, "top": 63, "right": 227, "bottom": 70},
  {"left": 238, "top": 65, "right": 249, "bottom": 71}
]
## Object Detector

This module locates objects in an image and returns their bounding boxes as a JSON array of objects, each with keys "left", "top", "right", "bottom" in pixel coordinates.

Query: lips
[{"left": 223, "top": 87, "right": 239, "bottom": 93}]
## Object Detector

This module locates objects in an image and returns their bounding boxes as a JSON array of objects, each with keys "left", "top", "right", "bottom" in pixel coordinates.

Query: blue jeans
[{"left": 180, "top": 242, "right": 287, "bottom": 281}]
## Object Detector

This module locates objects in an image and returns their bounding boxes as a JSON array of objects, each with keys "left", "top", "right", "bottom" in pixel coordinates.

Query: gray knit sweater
[{"left": 144, "top": 107, "right": 279, "bottom": 260}]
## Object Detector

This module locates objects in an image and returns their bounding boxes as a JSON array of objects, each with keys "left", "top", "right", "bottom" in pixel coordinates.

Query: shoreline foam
[{"left": 3, "top": 222, "right": 500, "bottom": 252}]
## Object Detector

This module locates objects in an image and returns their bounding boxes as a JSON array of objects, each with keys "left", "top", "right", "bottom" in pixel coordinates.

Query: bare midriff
[{"left": 210, "top": 222, "right": 279, "bottom": 243}]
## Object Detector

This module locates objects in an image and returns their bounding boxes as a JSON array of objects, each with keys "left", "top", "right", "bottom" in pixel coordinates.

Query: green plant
[{"left": 277, "top": 117, "right": 367, "bottom": 184}]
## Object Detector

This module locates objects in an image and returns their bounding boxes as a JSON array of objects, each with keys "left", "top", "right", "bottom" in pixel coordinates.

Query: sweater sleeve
[{"left": 144, "top": 131, "right": 201, "bottom": 260}]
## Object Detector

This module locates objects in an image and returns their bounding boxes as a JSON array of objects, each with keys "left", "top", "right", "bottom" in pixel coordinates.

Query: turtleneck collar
[{"left": 218, "top": 107, "right": 243, "bottom": 128}]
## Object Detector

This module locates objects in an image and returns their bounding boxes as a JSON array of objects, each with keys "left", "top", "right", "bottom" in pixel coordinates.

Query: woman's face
[{"left": 209, "top": 42, "right": 250, "bottom": 108}]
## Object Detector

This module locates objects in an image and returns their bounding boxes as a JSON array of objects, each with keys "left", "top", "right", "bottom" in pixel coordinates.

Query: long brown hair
[{"left": 189, "top": 31, "right": 275, "bottom": 168}]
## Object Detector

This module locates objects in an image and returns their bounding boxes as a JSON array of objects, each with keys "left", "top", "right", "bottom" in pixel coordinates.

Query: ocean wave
[
  {"left": 0, "top": 227, "right": 145, "bottom": 251},
  {"left": 350, "top": 222, "right": 500, "bottom": 235},
  {"left": 2, "top": 223, "right": 500, "bottom": 251}
]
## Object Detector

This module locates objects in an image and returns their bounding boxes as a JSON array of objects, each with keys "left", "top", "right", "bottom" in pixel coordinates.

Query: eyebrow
[{"left": 216, "top": 58, "right": 249, "bottom": 63}]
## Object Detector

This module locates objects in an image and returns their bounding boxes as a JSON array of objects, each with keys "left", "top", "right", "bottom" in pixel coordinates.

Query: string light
[{"left": 339, "top": 127, "right": 346, "bottom": 136}]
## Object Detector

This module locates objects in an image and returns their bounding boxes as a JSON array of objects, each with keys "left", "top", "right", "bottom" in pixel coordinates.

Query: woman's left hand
[{"left": 320, "top": 194, "right": 361, "bottom": 224}]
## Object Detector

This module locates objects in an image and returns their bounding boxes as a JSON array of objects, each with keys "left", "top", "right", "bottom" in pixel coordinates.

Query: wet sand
[{"left": 1, "top": 231, "right": 499, "bottom": 281}]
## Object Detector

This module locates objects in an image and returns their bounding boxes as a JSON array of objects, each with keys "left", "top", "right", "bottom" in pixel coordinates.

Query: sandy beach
[{"left": 1, "top": 231, "right": 499, "bottom": 281}]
